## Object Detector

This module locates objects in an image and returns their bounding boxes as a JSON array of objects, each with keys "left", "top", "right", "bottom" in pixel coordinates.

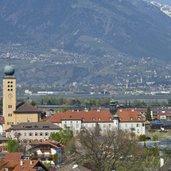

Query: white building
[
  {"left": 47, "top": 109, "right": 119, "bottom": 134},
  {"left": 6, "top": 122, "right": 61, "bottom": 141},
  {"left": 116, "top": 108, "right": 146, "bottom": 135}
]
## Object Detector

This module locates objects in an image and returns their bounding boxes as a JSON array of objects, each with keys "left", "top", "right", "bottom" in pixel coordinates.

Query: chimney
[
  {"left": 160, "top": 157, "right": 164, "bottom": 168},
  {"left": 160, "top": 151, "right": 164, "bottom": 168},
  {"left": 20, "top": 160, "right": 23, "bottom": 166},
  {"left": 84, "top": 108, "right": 88, "bottom": 112}
]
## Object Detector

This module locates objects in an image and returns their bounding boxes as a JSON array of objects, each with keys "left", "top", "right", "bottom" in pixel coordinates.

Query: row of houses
[
  {"left": 46, "top": 108, "right": 146, "bottom": 135},
  {"left": 4, "top": 106, "right": 171, "bottom": 143},
  {"left": 0, "top": 108, "right": 146, "bottom": 145},
  {"left": 0, "top": 152, "right": 48, "bottom": 171}
]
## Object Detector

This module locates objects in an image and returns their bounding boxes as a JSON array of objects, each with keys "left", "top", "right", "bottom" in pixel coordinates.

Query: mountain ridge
[
  {"left": 0, "top": 0, "right": 171, "bottom": 60},
  {"left": 0, "top": 0, "right": 171, "bottom": 89}
]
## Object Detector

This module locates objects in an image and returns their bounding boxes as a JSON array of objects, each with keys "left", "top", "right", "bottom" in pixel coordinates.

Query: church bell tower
[{"left": 3, "top": 65, "right": 16, "bottom": 130}]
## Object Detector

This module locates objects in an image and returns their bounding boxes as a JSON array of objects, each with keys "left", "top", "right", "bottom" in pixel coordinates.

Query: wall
[
  {"left": 15, "top": 113, "right": 39, "bottom": 123},
  {"left": 120, "top": 122, "right": 145, "bottom": 135},
  {"left": 6, "top": 129, "right": 60, "bottom": 141}
]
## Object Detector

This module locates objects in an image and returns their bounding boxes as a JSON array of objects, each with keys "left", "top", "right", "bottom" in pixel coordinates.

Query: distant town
[
  {"left": 1, "top": 0, "right": 171, "bottom": 170},
  {"left": 1, "top": 43, "right": 171, "bottom": 101},
  {"left": 1, "top": 63, "right": 171, "bottom": 170}
]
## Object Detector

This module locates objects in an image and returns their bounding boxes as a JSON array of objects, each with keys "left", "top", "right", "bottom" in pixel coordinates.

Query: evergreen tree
[
  {"left": 146, "top": 107, "right": 152, "bottom": 121},
  {"left": 7, "top": 139, "right": 19, "bottom": 152}
]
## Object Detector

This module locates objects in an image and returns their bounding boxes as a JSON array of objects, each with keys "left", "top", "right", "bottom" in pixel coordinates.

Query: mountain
[
  {"left": 146, "top": 0, "right": 171, "bottom": 18},
  {"left": 149, "top": 0, "right": 171, "bottom": 5},
  {"left": 0, "top": 0, "right": 171, "bottom": 60},
  {"left": 0, "top": 0, "right": 171, "bottom": 90}
]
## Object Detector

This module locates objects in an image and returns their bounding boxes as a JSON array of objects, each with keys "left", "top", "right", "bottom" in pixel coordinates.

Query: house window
[
  {"left": 45, "top": 132, "right": 49, "bottom": 136},
  {"left": 8, "top": 105, "right": 12, "bottom": 108},
  {"left": 40, "top": 132, "right": 43, "bottom": 136},
  {"left": 29, "top": 133, "right": 33, "bottom": 136},
  {"left": 35, "top": 132, "right": 38, "bottom": 136},
  {"left": 8, "top": 113, "right": 12, "bottom": 117},
  {"left": 7, "top": 122, "right": 13, "bottom": 125},
  {"left": 76, "top": 124, "right": 79, "bottom": 128},
  {"left": 136, "top": 124, "right": 139, "bottom": 127}
]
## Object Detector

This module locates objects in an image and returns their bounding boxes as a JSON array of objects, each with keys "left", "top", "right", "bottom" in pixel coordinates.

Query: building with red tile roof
[
  {"left": 0, "top": 159, "right": 48, "bottom": 171},
  {"left": 150, "top": 107, "right": 171, "bottom": 120},
  {"left": 28, "top": 140, "right": 63, "bottom": 165},
  {"left": 116, "top": 108, "right": 146, "bottom": 135},
  {"left": 47, "top": 109, "right": 119, "bottom": 134},
  {"left": 4, "top": 152, "right": 23, "bottom": 161}
]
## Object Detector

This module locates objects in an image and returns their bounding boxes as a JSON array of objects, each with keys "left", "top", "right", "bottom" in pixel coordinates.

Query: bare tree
[
  {"left": 77, "top": 126, "right": 144, "bottom": 171},
  {"left": 64, "top": 125, "right": 161, "bottom": 171}
]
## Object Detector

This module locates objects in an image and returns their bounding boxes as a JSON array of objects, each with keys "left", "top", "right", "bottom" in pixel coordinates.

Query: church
[{"left": 2, "top": 64, "right": 40, "bottom": 131}]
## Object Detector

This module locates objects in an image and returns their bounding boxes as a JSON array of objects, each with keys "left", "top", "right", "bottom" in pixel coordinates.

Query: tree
[
  {"left": 77, "top": 127, "right": 143, "bottom": 171},
  {"left": 50, "top": 132, "right": 61, "bottom": 142},
  {"left": 60, "top": 128, "right": 73, "bottom": 145},
  {"left": 63, "top": 125, "right": 162, "bottom": 171},
  {"left": 50, "top": 128, "right": 73, "bottom": 145},
  {"left": 139, "top": 134, "right": 147, "bottom": 141},
  {"left": 168, "top": 99, "right": 171, "bottom": 106},
  {"left": 53, "top": 153, "right": 58, "bottom": 165},
  {"left": 7, "top": 139, "right": 19, "bottom": 152},
  {"left": 146, "top": 106, "right": 152, "bottom": 121}
]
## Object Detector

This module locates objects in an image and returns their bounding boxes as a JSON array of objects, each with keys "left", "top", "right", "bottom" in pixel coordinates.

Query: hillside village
[
  {"left": 1, "top": 44, "right": 171, "bottom": 99},
  {"left": 1, "top": 64, "right": 171, "bottom": 170}
]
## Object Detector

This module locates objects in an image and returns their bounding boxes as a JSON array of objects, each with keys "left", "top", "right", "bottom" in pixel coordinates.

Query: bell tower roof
[{"left": 4, "top": 65, "right": 15, "bottom": 76}]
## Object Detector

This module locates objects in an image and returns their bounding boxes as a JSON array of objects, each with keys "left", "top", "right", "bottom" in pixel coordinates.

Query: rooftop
[
  {"left": 6, "top": 122, "right": 62, "bottom": 131},
  {"left": 116, "top": 108, "right": 146, "bottom": 122},
  {"left": 4, "top": 152, "right": 23, "bottom": 161},
  {"left": 47, "top": 109, "right": 114, "bottom": 123},
  {"left": 30, "top": 140, "right": 63, "bottom": 149},
  {"left": 14, "top": 102, "right": 40, "bottom": 114},
  {"left": 0, "top": 159, "right": 48, "bottom": 171},
  {"left": 57, "top": 163, "right": 91, "bottom": 171}
]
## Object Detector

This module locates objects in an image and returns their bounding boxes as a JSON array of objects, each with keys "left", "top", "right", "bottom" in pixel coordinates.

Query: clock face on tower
[{"left": 8, "top": 93, "right": 13, "bottom": 99}]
